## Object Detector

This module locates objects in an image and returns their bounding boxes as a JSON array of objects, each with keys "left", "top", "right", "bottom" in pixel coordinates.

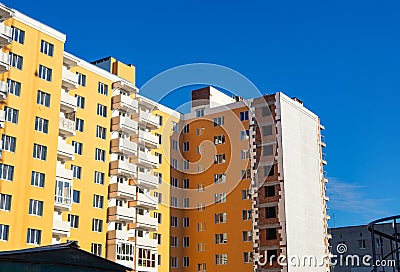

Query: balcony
[
  {"left": 133, "top": 236, "right": 158, "bottom": 248},
  {"left": 62, "top": 66, "right": 78, "bottom": 90},
  {"left": 108, "top": 206, "right": 135, "bottom": 223},
  {"left": 0, "top": 22, "right": 11, "bottom": 47},
  {"left": 130, "top": 172, "right": 158, "bottom": 189},
  {"left": 60, "top": 91, "right": 76, "bottom": 113},
  {"left": 131, "top": 130, "right": 158, "bottom": 148},
  {"left": 324, "top": 195, "right": 330, "bottom": 202},
  {"left": 0, "top": 80, "right": 7, "bottom": 100},
  {"left": 0, "top": 110, "right": 4, "bottom": 128},
  {"left": 111, "top": 116, "right": 138, "bottom": 134},
  {"left": 54, "top": 195, "right": 72, "bottom": 211},
  {"left": 133, "top": 111, "right": 160, "bottom": 128},
  {"left": 110, "top": 138, "right": 137, "bottom": 156},
  {"left": 109, "top": 160, "right": 137, "bottom": 178},
  {"left": 131, "top": 151, "right": 158, "bottom": 168},
  {"left": 59, "top": 116, "right": 75, "bottom": 137},
  {"left": 113, "top": 80, "right": 138, "bottom": 94},
  {"left": 52, "top": 218, "right": 70, "bottom": 238},
  {"left": 57, "top": 139, "right": 74, "bottom": 162},
  {"left": 0, "top": 51, "right": 9, "bottom": 73},
  {"left": 56, "top": 164, "right": 73, "bottom": 180},
  {"left": 135, "top": 96, "right": 159, "bottom": 110},
  {"left": 0, "top": 5, "right": 14, "bottom": 22},
  {"left": 132, "top": 192, "right": 158, "bottom": 210},
  {"left": 322, "top": 153, "right": 327, "bottom": 165},
  {"left": 321, "top": 135, "right": 326, "bottom": 147},
  {"left": 107, "top": 230, "right": 129, "bottom": 241},
  {"left": 132, "top": 214, "right": 158, "bottom": 231},
  {"left": 112, "top": 94, "right": 138, "bottom": 112},
  {"left": 109, "top": 182, "right": 136, "bottom": 200},
  {"left": 323, "top": 177, "right": 328, "bottom": 183}
]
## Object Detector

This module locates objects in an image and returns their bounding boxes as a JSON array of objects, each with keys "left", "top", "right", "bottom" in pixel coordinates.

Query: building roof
[{"left": 0, "top": 241, "right": 131, "bottom": 272}]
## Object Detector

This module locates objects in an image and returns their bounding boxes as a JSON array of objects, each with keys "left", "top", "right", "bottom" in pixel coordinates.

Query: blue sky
[{"left": 6, "top": 0, "right": 400, "bottom": 227}]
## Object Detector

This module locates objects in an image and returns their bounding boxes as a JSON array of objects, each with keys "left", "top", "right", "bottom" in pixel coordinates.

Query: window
[
  {"left": 96, "top": 125, "right": 106, "bottom": 139},
  {"left": 171, "top": 216, "right": 178, "bottom": 227},
  {"left": 215, "top": 254, "right": 228, "bottom": 265},
  {"left": 76, "top": 118, "right": 84, "bottom": 132},
  {"left": 240, "top": 130, "right": 249, "bottom": 140},
  {"left": 155, "top": 152, "right": 162, "bottom": 164},
  {"left": 91, "top": 243, "right": 102, "bottom": 256},
  {"left": 40, "top": 40, "right": 54, "bottom": 56},
  {"left": 92, "top": 218, "right": 103, "bottom": 232},
  {"left": 196, "top": 127, "right": 204, "bottom": 136},
  {"left": 214, "top": 154, "right": 226, "bottom": 164},
  {"left": 264, "top": 165, "right": 275, "bottom": 177},
  {"left": 183, "top": 217, "right": 189, "bottom": 227},
  {"left": 75, "top": 95, "right": 85, "bottom": 108},
  {"left": 240, "top": 111, "right": 249, "bottom": 121},
  {"left": 73, "top": 190, "right": 80, "bottom": 203},
  {"left": 198, "top": 263, "right": 206, "bottom": 272},
  {"left": 154, "top": 212, "right": 162, "bottom": 224},
  {"left": 157, "top": 114, "right": 163, "bottom": 125},
  {"left": 171, "top": 236, "right": 178, "bottom": 247},
  {"left": 155, "top": 133, "right": 162, "bottom": 144},
  {"left": 182, "top": 179, "right": 189, "bottom": 189},
  {"left": 242, "top": 230, "right": 252, "bottom": 242},
  {"left": 262, "top": 125, "right": 273, "bottom": 136},
  {"left": 172, "top": 159, "right": 178, "bottom": 169},
  {"left": 98, "top": 82, "right": 108, "bottom": 96},
  {"left": 26, "top": 228, "right": 41, "bottom": 245},
  {"left": 267, "top": 250, "right": 278, "bottom": 262},
  {"left": 171, "top": 196, "right": 178, "bottom": 208},
  {"left": 171, "top": 257, "right": 178, "bottom": 268},
  {"left": 214, "top": 173, "right": 226, "bottom": 184},
  {"left": 55, "top": 180, "right": 72, "bottom": 206},
  {"left": 197, "top": 183, "right": 205, "bottom": 192},
  {"left": 242, "top": 189, "right": 251, "bottom": 200},
  {"left": 242, "top": 210, "right": 252, "bottom": 220},
  {"left": 262, "top": 145, "right": 274, "bottom": 156},
  {"left": 359, "top": 240, "right": 366, "bottom": 249},
  {"left": 215, "top": 233, "right": 227, "bottom": 244},
  {"left": 35, "top": 117, "right": 49, "bottom": 133},
  {"left": 240, "top": 150, "right": 250, "bottom": 160},
  {"left": 182, "top": 160, "right": 189, "bottom": 170},
  {"left": 94, "top": 171, "right": 105, "bottom": 185},
  {"left": 28, "top": 199, "right": 43, "bottom": 216},
  {"left": 0, "top": 164, "right": 14, "bottom": 181},
  {"left": 262, "top": 106, "right": 271, "bottom": 116},
  {"left": 265, "top": 206, "right": 276, "bottom": 218},
  {"left": 37, "top": 90, "right": 51, "bottom": 107},
  {"left": 33, "top": 143, "right": 47, "bottom": 160},
  {"left": 2, "top": 134, "right": 16, "bottom": 152},
  {"left": 11, "top": 26, "right": 25, "bottom": 44},
  {"left": 171, "top": 177, "right": 178, "bottom": 188},
  {"left": 244, "top": 252, "right": 253, "bottom": 263},
  {"left": 196, "top": 108, "right": 204, "bottom": 117},
  {"left": 172, "top": 122, "right": 178, "bottom": 132},
  {"left": 182, "top": 124, "right": 189, "bottom": 133},
  {"left": 266, "top": 228, "right": 277, "bottom": 240},
  {"left": 93, "top": 195, "right": 104, "bottom": 209},
  {"left": 213, "top": 116, "right": 224, "bottom": 126},
  {"left": 153, "top": 233, "right": 162, "bottom": 245},
  {"left": 214, "top": 193, "right": 226, "bottom": 204},
  {"left": 138, "top": 248, "right": 156, "bottom": 268},
  {"left": 183, "top": 256, "right": 189, "bottom": 267},
  {"left": 76, "top": 72, "right": 86, "bottom": 86},
  {"left": 265, "top": 186, "right": 275, "bottom": 197},
  {"left": 7, "top": 79, "right": 21, "bottom": 96},
  {"left": 154, "top": 192, "right": 162, "bottom": 204},
  {"left": 72, "top": 141, "right": 83, "bottom": 155},
  {"left": 9, "top": 53, "right": 23, "bottom": 69},
  {"left": 197, "top": 242, "right": 206, "bottom": 251},
  {"left": 0, "top": 194, "right": 11, "bottom": 211},
  {"left": 71, "top": 165, "right": 82, "bottom": 179},
  {"left": 197, "top": 203, "right": 205, "bottom": 212},
  {"left": 183, "top": 142, "right": 189, "bottom": 152},
  {"left": 31, "top": 171, "right": 45, "bottom": 188},
  {"left": 4, "top": 106, "right": 19, "bottom": 124},
  {"left": 95, "top": 148, "right": 105, "bottom": 162},
  {"left": 214, "top": 135, "right": 225, "bottom": 145},
  {"left": 97, "top": 103, "right": 107, "bottom": 117},
  {"left": 172, "top": 140, "right": 178, "bottom": 151},
  {"left": 0, "top": 224, "right": 9, "bottom": 241},
  {"left": 68, "top": 214, "right": 79, "bottom": 228},
  {"left": 215, "top": 212, "right": 226, "bottom": 224},
  {"left": 183, "top": 198, "right": 190, "bottom": 208},
  {"left": 38, "top": 65, "right": 52, "bottom": 81}
]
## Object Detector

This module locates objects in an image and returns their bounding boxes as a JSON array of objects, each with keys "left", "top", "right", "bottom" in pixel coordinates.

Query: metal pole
[
  {"left": 390, "top": 235, "right": 395, "bottom": 272},
  {"left": 372, "top": 225, "right": 377, "bottom": 272}
]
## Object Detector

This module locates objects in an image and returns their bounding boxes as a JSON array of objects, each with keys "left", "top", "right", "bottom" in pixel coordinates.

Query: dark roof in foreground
[{"left": 0, "top": 241, "right": 131, "bottom": 272}]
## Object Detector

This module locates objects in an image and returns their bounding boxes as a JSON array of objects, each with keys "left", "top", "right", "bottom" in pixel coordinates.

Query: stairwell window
[
  {"left": 26, "top": 228, "right": 41, "bottom": 245},
  {"left": 40, "top": 40, "right": 54, "bottom": 56},
  {"left": 38, "top": 65, "right": 52, "bottom": 81},
  {"left": 2, "top": 134, "right": 16, "bottom": 152},
  {"left": 262, "top": 125, "right": 273, "bottom": 136},
  {"left": 266, "top": 228, "right": 277, "bottom": 240},
  {"left": 11, "top": 26, "right": 25, "bottom": 44},
  {"left": 265, "top": 206, "right": 276, "bottom": 218},
  {"left": 6, "top": 79, "right": 21, "bottom": 96},
  {"left": 9, "top": 53, "right": 23, "bottom": 69},
  {"left": 33, "top": 143, "right": 47, "bottom": 160}
]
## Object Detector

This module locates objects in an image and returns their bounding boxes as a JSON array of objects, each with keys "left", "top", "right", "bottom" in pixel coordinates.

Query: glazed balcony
[
  {"left": 109, "top": 182, "right": 136, "bottom": 200},
  {"left": 109, "top": 159, "right": 137, "bottom": 178},
  {"left": 62, "top": 66, "right": 78, "bottom": 91},
  {"left": 110, "top": 138, "right": 137, "bottom": 156},
  {"left": 57, "top": 139, "right": 74, "bottom": 162},
  {"left": 0, "top": 22, "right": 11, "bottom": 47},
  {"left": 131, "top": 150, "right": 158, "bottom": 168},
  {"left": 59, "top": 116, "right": 75, "bottom": 137},
  {"left": 131, "top": 192, "right": 158, "bottom": 210},
  {"left": 130, "top": 172, "right": 158, "bottom": 189},
  {"left": 108, "top": 205, "right": 135, "bottom": 223},
  {"left": 111, "top": 116, "right": 138, "bottom": 134},
  {"left": 131, "top": 214, "right": 158, "bottom": 231},
  {"left": 52, "top": 218, "right": 70, "bottom": 238},
  {"left": 112, "top": 94, "right": 138, "bottom": 112},
  {"left": 133, "top": 111, "right": 160, "bottom": 128},
  {"left": 60, "top": 90, "right": 76, "bottom": 113},
  {"left": 0, "top": 51, "right": 9, "bottom": 73},
  {"left": 54, "top": 195, "right": 72, "bottom": 212},
  {"left": 131, "top": 130, "right": 158, "bottom": 149}
]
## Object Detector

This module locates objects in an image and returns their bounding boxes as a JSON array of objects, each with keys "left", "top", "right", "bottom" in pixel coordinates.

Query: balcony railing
[
  {"left": 110, "top": 138, "right": 137, "bottom": 156},
  {"left": 111, "top": 116, "right": 138, "bottom": 134},
  {"left": 131, "top": 130, "right": 158, "bottom": 148},
  {"left": 132, "top": 192, "right": 158, "bottom": 210},
  {"left": 108, "top": 206, "right": 135, "bottom": 223},
  {"left": 112, "top": 94, "right": 138, "bottom": 112},
  {"left": 107, "top": 230, "right": 129, "bottom": 241},
  {"left": 131, "top": 151, "right": 158, "bottom": 168},
  {"left": 131, "top": 172, "right": 158, "bottom": 189},
  {"left": 59, "top": 116, "right": 75, "bottom": 137},
  {"left": 109, "top": 182, "right": 136, "bottom": 200},
  {"left": 321, "top": 135, "right": 326, "bottom": 147},
  {"left": 133, "top": 111, "right": 160, "bottom": 128},
  {"left": 60, "top": 91, "right": 76, "bottom": 112},
  {"left": 0, "top": 22, "right": 11, "bottom": 46},
  {"left": 134, "top": 236, "right": 158, "bottom": 248},
  {"left": 57, "top": 139, "right": 74, "bottom": 162},
  {"left": 56, "top": 163, "right": 73, "bottom": 180},
  {"left": 132, "top": 214, "right": 158, "bottom": 231},
  {"left": 0, "top": 80, "right": 7, "bottom": 100},
  {"left": 0, "top": 51, "right": 9, "bottom": 73},
  {"left": 52, "top": 218, "right": 70, "bottom": 237},
  {"left": 54, "top": 195, "right": 72, "bottom": 211},
  {"left": 62, "top": 66, "right": 78, "bottom": 90},
  {"left": 322, "top": 153, "right": 327, "bottom": 165},
  {"left": 109, "top": 160, "right": 137, "bottom": 178}
]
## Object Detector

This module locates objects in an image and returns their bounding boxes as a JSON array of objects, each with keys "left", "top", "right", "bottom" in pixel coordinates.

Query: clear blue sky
[{"left": 6, "top": 0, "right": 400, "bottom": 227}]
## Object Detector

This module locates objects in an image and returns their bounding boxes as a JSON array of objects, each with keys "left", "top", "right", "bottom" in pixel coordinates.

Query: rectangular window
[
  {"left": 182, "top": 179, "right": 189, "bottom": 189},
  {"left": 183, "top": 217, "right": 189, "bottom": 227},
  {"left": 214, "top": 154, "right": 226, "bottom": 164},
  {"left": 262, "top": 145, "right": 274, "bottom": 156},
  {"left": 262, "top": 106, "right": 271, "bottom": 116},
  {"left": 267, "top": 250, "right": 278, "bottom": 262},
  {"left": 182, "top": 124, "right": 189, "bottom": 133},
  {"left": 214, "top": 135, "right": 225, "bottom": 145},
  {"left": 244, "top": 252, "right": 253, "bottom": 263},
  {"left": 28, "top": 199, "right": 43, "bottom": 216},
  {"left": 38, "top": 65, "right": 52, "bottom": 81},
  {"left": 183, "top": 198, "right": 190, "bottom": 208},
  {"left": 242, "top": 189, "right": 251, "bottom": 200},
  {"left": 97, "top": 103, "right": 107, "bottom": 117},
  {"left": 215, "top": 212, "right": 227, "bottom": 224},
  {"left": 0, "top": 164, "right": 14, "bottom": 181},
  {"left": 6, "top": 79, "right": 21, "bottom": 96},
  {"left": 155, "top": 133, "right": 162, "bottom": 144},
  {"left": 215, "top": 233, "right": 228, "bottom": 244},
  {"left": 76, "top": 72, "right": 86, "bottom": 86},
  {"left": 214, "top": 193, "right": 226, "bottom": 204},
  {"left": 240, "top": 150, "right": 250, "bottom": 160},
  {"left": 264, "top": 165, "right": 275, "bottom": 177},
  {"left": 37, "top": 90, "right": 51, "bottom": 107},
  {"left": 197, "top": 222, "right": 206, "bottom": 232},
  {"left": 242, "top": 210, "right": 252, "bottom": 220},
  {"left": 91, "top": 243, "right": 102, "bottom": 256},
  {"left": 11, "top": 26, "right": 25, "bottom": 44},
  {"left": 196, "top": 108, "right": 204, "bottom": 117},
  {"left": 31, "top": 171, "right": 45, "bottom": 188},
  {"left": 240, "top": 111, "right": 249, "bottom": 121},
  {"left": 92, "top": 218, "right": 103, "bottom": 232},
  {"left": 68, "top": 214, "right": 79, "bottom": 228},
  {"left": 265, "top": 206, "right": 276, "bottom": 218},
  {"left": 93, "top": 195, "right": 104, "bottom": 209},
  {"left": 359, "top": 240, "right": 366, "bottom": 249},
  {"left": 75, "top": 95, "right": 85, "bottom": 108},
  {"left": 172, "top": 122, "right": 178, "bottom": 132},
  {"left": 183, "top": 256, "right": 189, "bottom": 267},
  {"left": 72, "top": 141, "right": 83, "bottom": 155},
  {"left": 240, "top": 130, "right": 249, "bottom": 140},
  {"left": 158, "top": 114, "right": 163, "bottom": 125},
  {"left": 98, "top": 82, "right": 108, "bottom": 96},
  {"left": 266, "top": 228, "right": 277, "bottom": 240},
  {"left": 33, "top": 143, "right": 47, "bottom": 160},
  {"left": 155, "top": 152, "right": 162, "bottom": 164},
  {"left": 265, "top": 185, "right": 275, "bottom": 197},
  {"left": 96, "top": 125, "right": 106, "bottom": 139},
  {"left": 171, "top": 257, "right": 178, "bottom": 268},
  {"left": 215, "top": 254, "right": 228, "bottom": 265},
  {"left": 94, "top": 171, "right": 105, "bottom": 185},
  {"left": 214, "top": 173, "right": 226, "bottom": 184},
  {"left": 242, "top": 230, "right": 252, "bottom": 242},
  {"left": 213, "top": 116, "right": 224, "bottom": 126},
  {"left": 183, "top": 237, "right": 189, "bottom": 247},
  {"left": 171, "top": 159, "right": 178, "bottom": 169},
  {"left": 0, "top": 194, "right": 11, "bottom": 211},
  {"left": 4, "top": 106, "right": 19, "bottom": 124},
  {"left": 171, "top": 236, "right": 178, "bottom": 247},
  {"left": 198, "top": 263, "right": 206, "bottom": 272},
  {"left": 35, "top": 117, "right": 49, "bottom": 133},
  {"left": 196, "top": 127, "right": 204, "bottom": 136},
  {"left": 171, "top": 177, "right": 178, "bottom": 188},
  {"left": 183, "top": 142, "right": 189, "bottom": 152},
  {"left": 76, "top": 118, "right": 84, "bottom": 132},
  {"left": 95, "top": 148, "right": 106, "bottom": 162},
  {"left": 182, "top": 160, "right": 189, "bottom": 170},
  {"left": 40, "top": 40, "right": 54, "bottom": 56},
  {"left": 0, "top": 224, "right": 9, "bottom": 241},
  {"left": 262, "top": 125, "right": 273, "bottom": 136},
  {"left": 172, "top": 140, "right": 178, "bottom": 151},
  {"left": 73, "top": 190, "right": 80, "bottom": 203},
  {"left": 26, "top": 228, "right": 41, "bottom": 245},
  {"left": 171, "top": 196, "right": 178, "bottom": 208},
  {"left": 9, "top": 53, "right": 23, "bottom": 69},
  {"left": 2, "top": 134, "right": 16, "bottom": 152},
  {"left": 71, "top": 165, "right": 82, "bottom": 179},
  {"left": 154, "top": 212, "right": 162, "bottom": 224},
  {"left": 171, "top": 216, "right": 178, "bottom": 227}
]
